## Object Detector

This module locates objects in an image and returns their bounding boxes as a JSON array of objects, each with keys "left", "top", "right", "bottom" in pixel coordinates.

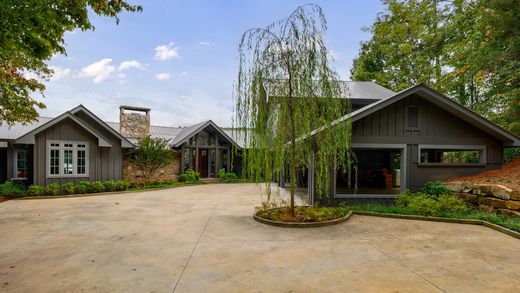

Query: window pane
[
  {"left": 16, "top": 150, "right": 27, "bottom": 178},
  {"left": 77, "top": 150, "right": 86, "bottom": 174},
  {"left": 407, "top": 107, "right": 418, "bottom": 128},
  {"left": 50, "top": 149, "right": 60, "bottom": 175},
  {"left": 63, "top": 149, "right": 73, "bottom": 174},
  {"left": 420, "top": 149, "right": 481, "bottom": 164}
]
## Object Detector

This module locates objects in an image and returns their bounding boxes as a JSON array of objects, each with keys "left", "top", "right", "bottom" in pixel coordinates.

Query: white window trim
[
  {"left": 417, "top": 144, "right": 486, "bottom": 165},
  {"left": 13, "top": 149, "right": 28, "bottom": 180},
  {"left": 46, "top": 140, "right": 89, "bottom": 178}
]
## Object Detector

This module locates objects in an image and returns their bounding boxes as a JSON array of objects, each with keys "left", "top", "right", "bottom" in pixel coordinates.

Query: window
[
  {"left": 15, "top": 149, "right": 27, "bottom": 178},
  {"left": 406, "top": 106, "right": 419, "bottom": 129},
  {"left": 418, "top": 145, "right": 485, "bottom": 165},
  {"left": 47, "top": 141, "right": 88, "bottom": 177}
]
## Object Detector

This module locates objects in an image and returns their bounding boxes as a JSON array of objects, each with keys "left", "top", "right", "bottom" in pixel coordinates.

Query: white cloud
[
  {"left": 178, "top": 71, "right": 188, "bottom": 77},
  {"left": 49, "top": 66, "right": 71, "bottom": 81},
  {"left": 198, "top": 41, "right": 215, "bottom": 46},
  {"left": 154, "top": 42, "right": 180, "bottom": 60},
  {"left": 78, "top": 58, "right": 116, "bottom": 83},
  {"left": 118, "top": 60, "right": 147, "bottom": 71},
  {"left": 155, "top": 72, "right": 171, "bottom": 80}
]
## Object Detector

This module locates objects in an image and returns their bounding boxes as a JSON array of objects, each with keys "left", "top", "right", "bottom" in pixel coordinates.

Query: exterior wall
[
  {"left": 33, "top": 117, "right": 124, "bottom": 185},
  {"left": 122, "top": 150, "right": 181, "bottom": 183},
  {"left": 351, "top": 93, "right": 503, "bottom": 191},
  {"left": 0, "top": 148, "right": 7, "bottom": 183}
]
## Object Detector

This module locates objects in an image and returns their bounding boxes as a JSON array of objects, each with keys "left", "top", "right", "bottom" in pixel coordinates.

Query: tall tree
[
  {"left": 0, "top": 0, "right": 142, "bottom": 125},
  {"left": 235, "top": 4, "right": 354, "bottom": 212},
  {"left": 351, "top": 0, "right": 520, "bottom": 136}
]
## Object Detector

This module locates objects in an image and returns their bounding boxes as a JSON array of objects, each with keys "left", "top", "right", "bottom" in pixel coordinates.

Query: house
[
  {"left": 1, "top": 82, "right": 518, "bottom": 199},
  {"left": 0, "top": 105, "right": 242, "bottom": 186},
  {"left": 297, "top": 83, "right": 520, "bottom": 204}
]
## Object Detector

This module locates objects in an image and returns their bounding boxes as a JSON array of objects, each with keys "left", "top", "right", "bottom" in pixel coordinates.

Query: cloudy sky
[{"left": 39, "top": 0, "right": 384, "bottom": 127}]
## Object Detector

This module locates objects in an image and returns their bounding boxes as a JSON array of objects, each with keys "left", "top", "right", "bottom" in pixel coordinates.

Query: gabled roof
[
  {"left": 169, "top": 120, "right": 242, "bottom": 149},
  {"left": 70, "top": 105, "right": 134, "bottom": 148},
  {"left": 266, "top": 80, "right": 396, "bottom": 100},
  {"left": 16, "top": 112, "right": 113, "bottom": 147},
  {"left": 307, "top": 84, "right": 520, "bottom": 147}
]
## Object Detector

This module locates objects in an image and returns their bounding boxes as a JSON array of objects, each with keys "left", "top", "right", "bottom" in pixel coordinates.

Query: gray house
[
  {"left": 299, "top": 83, "right": 520, "bottom": 203},
  {"left": 1, "top": 82, "right": 518, "bottom": 197},
  {"left": 0, "top": 105, "right": 241, "bottom": 186}
]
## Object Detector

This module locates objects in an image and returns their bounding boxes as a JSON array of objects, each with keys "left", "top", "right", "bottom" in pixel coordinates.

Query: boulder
[
  {"left": 478, "top": 197, "right": 507, "bottom": 209},
  {"left": 504, "top": 200, "right": 520, "bottom": 211},
  {"left": 446, "top": 182, "right": 474, "bottom": 193},
  {"left": 478, "top": 204, "right": 495, "bottom": 213},
  {"left": 498, "top": 209, "right": 520, "bottom": 217},
  {"left": 511, "top": 192, "right": 520, "bottom": 201},
  {"left": 458, "top": 193, "right": 479, "bottom": 204}
]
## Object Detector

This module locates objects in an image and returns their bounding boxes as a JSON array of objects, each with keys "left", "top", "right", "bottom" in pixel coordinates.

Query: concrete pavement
[{"left": 0, "top": 183, "right": 519, "bottom": 292}]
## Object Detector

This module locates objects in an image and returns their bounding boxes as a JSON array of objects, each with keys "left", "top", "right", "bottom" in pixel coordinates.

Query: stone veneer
[
  {"left": 119, "top": 106, "right": 151, "bottom": 139},
  {"left": 446, "top": 182, "right": 520, "bottom": 217},
  {"left": 123, "top": 151, "right": 181, "bottom": 183}
]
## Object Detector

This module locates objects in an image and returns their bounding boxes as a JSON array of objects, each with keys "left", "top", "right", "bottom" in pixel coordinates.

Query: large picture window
[
  {"left": 47, "top": 141, "right": 89, "bottom": 177},
  {"left": 418, "top": 145, "right": 485, "bottom": 165}
]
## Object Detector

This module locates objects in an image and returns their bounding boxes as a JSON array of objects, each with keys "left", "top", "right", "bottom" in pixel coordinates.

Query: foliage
[
  {"left": 27, "top": 185, "right": 45, "bottom": 196},
  {"left": 218, "top": 168, "right": 237, "bottom": 183},
  {"left": 0, "top": 0, "right": 142, "bottom": 125},
  {"left": 179, "top": 169, "right": 200, "bottom": 183},
  {"left": 396, "top": 192, "right": 470, "bottom": 216},
  {"left": 114, "top": 180, "right": 130, "bottom": 191},
  {"left": 348, "top": 204, "right": 520, "bottom": 233},
  {"left": 90, "top": 181, "right": 105, "bottom": 193},
  {"left": 419, "top": 181, "right": 452, "bottom": 197},
  {"left": 75, "top": 181, "right": 91, "bottom": 194},
  {"left": 130, "top": 137, "right": 173, "bottom": 183},
  {"left": 0, "top": 181, "right": 25, "bottom": 197},
  {"left": 45, "top": 183, "right": 61, "bottom": 196},
  {"left": 103, "top": 180, "right": 117, "bottom": 192},
  {"left": 350, "top": 0, "right": 520, "bottom": 136},
  {"left": 235, "top": 4, "right": 354, "bottom": 213},
  {"left": 62, "top": 182, "right": 76, "bottom": 195},
  {"left": 504, "top": 148, "right": 520, "bottom": 163},
  {"left": 256, "top": 205, "right": 349, "bottom": 223}
]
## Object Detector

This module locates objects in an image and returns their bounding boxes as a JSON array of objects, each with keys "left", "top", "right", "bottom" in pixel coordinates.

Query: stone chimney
[{"left": 119, "top": 105, "right": 151, "bottom": 139}]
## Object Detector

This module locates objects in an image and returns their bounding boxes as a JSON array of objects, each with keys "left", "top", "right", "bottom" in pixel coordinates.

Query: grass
[
  {"left": 129, "top": 180, "right": 205, "bottom": 191},
  {"left": 348, "top": 204, "right": 520, "bottom": 233}
]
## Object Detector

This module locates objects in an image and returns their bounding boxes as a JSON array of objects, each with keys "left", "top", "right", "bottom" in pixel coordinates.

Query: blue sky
[{"left": 40, "top": 0, "right": 385, "bottom": 127}]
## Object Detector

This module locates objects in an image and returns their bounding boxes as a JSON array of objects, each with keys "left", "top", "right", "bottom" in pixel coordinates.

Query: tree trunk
[{"left": 287, "top": 62, "right": 296, "bottom": 215}]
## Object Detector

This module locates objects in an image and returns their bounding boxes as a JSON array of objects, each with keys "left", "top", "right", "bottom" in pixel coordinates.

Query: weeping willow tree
[{"left": 234, "top": 4, "right": 354, "bottom": 211}]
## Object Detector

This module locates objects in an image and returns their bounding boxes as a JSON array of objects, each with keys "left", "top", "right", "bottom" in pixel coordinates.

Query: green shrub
[
  {"left": 419, "top": 181, "right": 451, "bottom": 197},
  {"left": 114, "top": 180, "right": 130, "bottom": 191},
  {"left": 218, "top": 168, "right": 237, "bottom": 183},
  {"left": 0, "top": 182, "right": 26, "bottom": 197},
  {"left": 62, "top": 182, "right": 76, "bottom": 195},
  {"left": 45, "top": 183, "right": 61, "bottom": 196},
  {"left": 75, "top": 181, "right": 91, "bottom": 194},
  {"left": 396, "top": 192, "right": 469, "bottom": 216},
  {"left": 27, "top": 185, "right": 45, "bottom": 196},
  {"left": 90, "top": 181, "right": 105, "bottom": 193},
  {"left": 103, "top": 180, "right": 116, "bottom": 192},
  {"left": 179, "top": 169, "right": 200, "bottom": 183}
]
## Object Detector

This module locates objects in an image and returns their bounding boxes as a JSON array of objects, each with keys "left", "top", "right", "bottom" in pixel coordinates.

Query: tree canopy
[
  {"left": 130, "top": 136, "right": 173, "bottom": 183},
  {"left": 0, "top": 0, "right": 142, "bottom": 125},
  {"left": 235, "top": 4, "right": 354, "bottom": 210},
  {"left": 351, "top": 0, "right": 520, "bottom": 135}
]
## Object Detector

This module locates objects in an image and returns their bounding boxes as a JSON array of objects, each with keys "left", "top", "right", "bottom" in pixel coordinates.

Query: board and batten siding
[
  {"left": 351, "top": 93, "right": 503, "bottom": 191},
  {"left": 33, "top": 117, "right": 124, "bottom": 185}
]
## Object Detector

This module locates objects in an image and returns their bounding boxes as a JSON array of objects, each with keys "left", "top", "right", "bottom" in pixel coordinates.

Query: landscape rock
[
  {"left": 478, "top": 204, "right": 495, "bottom": 213},
  {"left": 477, "top": 197, "right": 506, "bottom": 209},
  {"left": 504, "top": 200, "right": 520, "bottom": 211},
  {"left": 498, "top": 209, "right": 520, "bottom": 217}
]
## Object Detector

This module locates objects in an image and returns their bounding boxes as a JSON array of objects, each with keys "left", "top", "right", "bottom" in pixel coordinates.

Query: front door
[{"left": 198, "top": 149, "right": 208, "bottom": 177}]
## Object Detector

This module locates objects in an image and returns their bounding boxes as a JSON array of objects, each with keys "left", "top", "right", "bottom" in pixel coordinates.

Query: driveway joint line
[
  {"left": 360, "top": 237, "right": 446, "bottom": 293},
  {"left": 171, "top": 193, "right": 223, "bottom": 293}
]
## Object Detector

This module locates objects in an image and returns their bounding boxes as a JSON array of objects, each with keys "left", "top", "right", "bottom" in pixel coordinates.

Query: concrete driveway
[{"left": 0, "top": 183, "right": 519, "bottom": 293}]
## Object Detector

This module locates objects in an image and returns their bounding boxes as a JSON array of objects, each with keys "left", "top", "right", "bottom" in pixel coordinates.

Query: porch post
[
  {"left": 180, "top": 147, "right": 185, "bottom": 173},
  {"left": 307, "top": 153, "right": 315, "bottom": 206},
  {"left": 226, "top": 147, "right": 231, "bottom": 172},
  {"left": 195, "top": 147, "right": 199, "bottom": 172}
]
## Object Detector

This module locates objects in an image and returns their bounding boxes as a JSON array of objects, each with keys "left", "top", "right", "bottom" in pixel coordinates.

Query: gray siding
[
  {"left": 351, "top": 93, "right": 503, "bottom": 191},
  {"left": 33, "top": 117, "right": 123, "bottom": 185}
]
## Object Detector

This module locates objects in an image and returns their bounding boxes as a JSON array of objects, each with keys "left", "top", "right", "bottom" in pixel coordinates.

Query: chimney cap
[{"left": 120, "top": 105, "right": 151, "bottom": 112}]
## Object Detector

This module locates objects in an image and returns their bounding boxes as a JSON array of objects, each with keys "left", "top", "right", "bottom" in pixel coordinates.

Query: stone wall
[
  {"left": 123, "top": 151, "right": 181, "bottom": 183},
  {"left": 120, "top": 112, "right": 150, "bottom": 139},
  {"left": 446, "top": 182, "right": 520, "bottom": 217}
]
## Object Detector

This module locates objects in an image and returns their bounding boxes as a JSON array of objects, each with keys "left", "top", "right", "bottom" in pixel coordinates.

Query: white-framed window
[
  {"left": 15, "top": 149, "right": 28, "bottom": 178},
  {"left": 47, "top": 141, "right": 89, "bottom": 177}
]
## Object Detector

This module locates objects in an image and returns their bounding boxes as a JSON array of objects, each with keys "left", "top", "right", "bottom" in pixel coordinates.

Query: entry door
[{"left": 198, "top": 149, "right": 208, "bottom": 178}]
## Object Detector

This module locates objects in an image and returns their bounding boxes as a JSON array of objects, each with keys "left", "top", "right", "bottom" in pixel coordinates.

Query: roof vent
[{"left": 119, "top": 105, "right": 151, "bottom": 139}]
